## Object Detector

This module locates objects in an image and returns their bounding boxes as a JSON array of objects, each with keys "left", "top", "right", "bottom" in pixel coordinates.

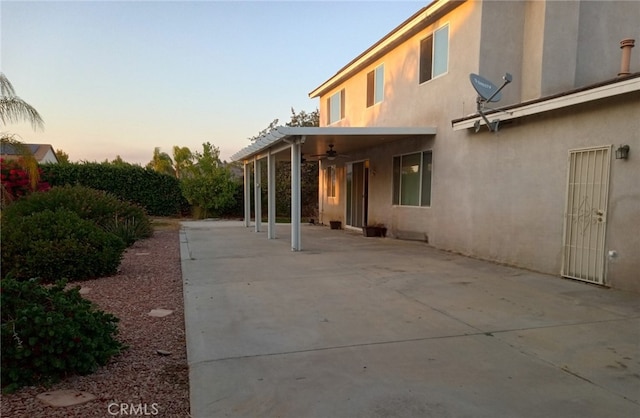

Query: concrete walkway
[{"left": 180, "top": 220, "right": 640, "bottom": 418}]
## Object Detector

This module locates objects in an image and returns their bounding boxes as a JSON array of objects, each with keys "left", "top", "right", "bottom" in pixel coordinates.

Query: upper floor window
[
  {"left": 392, "top": 151, "right": 432, "bottom": 207},
  {"left": 419, "top": 24, "right": 449, "bottom": 83},
  {"left": 327, "top": 89, "right": 345, "bottom": 124},
  {"left": 366, "top": 64, "right": 384, "bottom": 107}
]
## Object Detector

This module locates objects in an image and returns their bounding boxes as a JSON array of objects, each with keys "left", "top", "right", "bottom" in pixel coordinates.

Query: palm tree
[
  {"left": 1, "top": 73, "right": 44, "bottom": 130},
  {"left": 1, "top": 73, "right": 45, "bottom": 194},
  {"left": 146, "top": 147, "right": 175, "bottom": 177}
]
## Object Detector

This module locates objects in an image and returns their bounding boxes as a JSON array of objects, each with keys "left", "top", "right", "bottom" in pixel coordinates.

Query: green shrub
[
  {"left": 42, "top": 162, "right": 186, "bottom": 216},
  {"left": 1, "top": 277, "right": 124, "bottom": 392},
  {"left": 1, "top": 209, "right": 126, "bottom": 282},
  {"left": 102, "top": 215, "right": 153, "bottom": 247},
  {"left": 1, "top": 185, "right": 152, "bottom": 246}
]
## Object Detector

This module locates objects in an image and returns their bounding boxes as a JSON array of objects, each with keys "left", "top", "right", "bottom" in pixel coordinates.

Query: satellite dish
[
  {"left": 470, "top": 74, "right": 503, "bottom": 102},
  {"left": 468, "top": 72, "right": 513, "bottom": 132}
]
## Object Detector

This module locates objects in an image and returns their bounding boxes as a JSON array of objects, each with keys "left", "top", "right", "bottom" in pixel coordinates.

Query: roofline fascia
[
  {"left": 451, "top": 75, "right": 640, "bottom": 131},
  {"left": 308, "top": 0, "right": 464, "bottom": 99}
]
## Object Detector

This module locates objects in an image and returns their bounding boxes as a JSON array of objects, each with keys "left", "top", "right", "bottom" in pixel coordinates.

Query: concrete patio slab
[
  {"left": 190, "top": 335, "right": 638, "bottom": 418},
  {"left": 181, "top": 221, "right": 640, "bottom": 418}
]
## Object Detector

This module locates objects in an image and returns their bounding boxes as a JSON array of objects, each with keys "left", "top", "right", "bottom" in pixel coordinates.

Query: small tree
[
  {"left": 172, "top": 146, "right": 194, "bottom": 179},
  {"left": 286, "top": 107, "right": 319, "bottom": 127},
  {"left": 55, "top": 148, "right": 70, "bottom": 164},
  {"left": 180, "top": 142, "right": 237, "bottom": 218},
  {"left": 109, "top": 155, "right": 132, "bottom": 167},
  {"left": 248, "top": 108, "right": 320, "bottom": 218},
  {"left": 249, "top": 118, "right": 279, "bottom": 142}
]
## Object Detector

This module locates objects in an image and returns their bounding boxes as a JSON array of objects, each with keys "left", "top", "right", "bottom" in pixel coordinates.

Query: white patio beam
[{"left": 267, "top": 148, "right": 276, "bottom": 239}]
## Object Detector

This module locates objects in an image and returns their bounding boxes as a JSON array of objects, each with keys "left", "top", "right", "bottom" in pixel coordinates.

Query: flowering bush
[{"left": 0, "top": 158, "right": 50, "bottom": 204}]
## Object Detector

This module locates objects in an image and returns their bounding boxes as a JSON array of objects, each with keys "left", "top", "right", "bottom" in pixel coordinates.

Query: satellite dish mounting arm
[
  {"left": 476, "top": 100, "right": 499, "bottom": 132},
  {"left": 472, "top": 72, "right": 512, "bottom": 132}
]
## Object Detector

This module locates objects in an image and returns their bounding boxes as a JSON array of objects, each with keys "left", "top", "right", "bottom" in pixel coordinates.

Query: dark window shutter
[
  {"left": 420, "top": 35, "right": 433, "bottom": 83},
  {"left": 340, "top": 89, "right": 345, "bottom": 119}
]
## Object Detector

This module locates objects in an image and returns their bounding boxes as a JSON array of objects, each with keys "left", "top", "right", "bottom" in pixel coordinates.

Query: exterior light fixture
[
  {"left": 615, "top": 145, "right": 630, "bottom": 160},
  {"left": 327, "top": 155, "right": 336, "bottom": 161}
]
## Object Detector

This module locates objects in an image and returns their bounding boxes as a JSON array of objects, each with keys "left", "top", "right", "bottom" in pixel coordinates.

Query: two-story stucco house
[{"left": 232, "top": 0, "right": 640, "bottom": 293}]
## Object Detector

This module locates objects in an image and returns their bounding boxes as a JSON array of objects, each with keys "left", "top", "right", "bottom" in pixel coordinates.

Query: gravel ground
[{"left": 1, "top": 227, "right": 191, "bottom": 417}]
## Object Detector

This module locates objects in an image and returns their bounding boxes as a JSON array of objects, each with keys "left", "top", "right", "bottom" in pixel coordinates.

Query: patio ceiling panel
[{"left": 231, "top": 126, "right": 437, "bottom": 162}]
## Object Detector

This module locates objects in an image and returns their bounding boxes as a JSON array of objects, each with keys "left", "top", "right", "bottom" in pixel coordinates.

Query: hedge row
[{"left": 42, "top": 162, "right": 188, "bottom": 216}]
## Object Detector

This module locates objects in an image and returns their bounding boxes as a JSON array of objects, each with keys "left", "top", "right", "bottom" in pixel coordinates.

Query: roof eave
[{"left": 452, "top": 74, "right": 640, "bottom": 131}]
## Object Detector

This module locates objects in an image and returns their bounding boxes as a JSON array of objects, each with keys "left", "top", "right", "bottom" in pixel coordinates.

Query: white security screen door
[{"left": 561, "top": 146, "right": 611, "bottom": 285}]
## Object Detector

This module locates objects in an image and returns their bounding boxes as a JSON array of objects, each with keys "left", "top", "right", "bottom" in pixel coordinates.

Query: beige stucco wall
[
  {"left": 575, "top": 1, "right": 640, "bottom": 86},
  {"left": 314, "top": 0, "right": 639, "bottom": 292},
  {"left": 441, "top": 93, "right": 639, "bottom": 292},
  {"left": 319, "top": 0, "right": 482, "bottom": 129},
  {"left": 517, "top": 0, "right": 640, "bottom": 100},
  {"left": 479, "top": 0, "right": 526, "bottom": 105},
  {"left": 322, "top": 90, "right": 639, "bottom": 292}
]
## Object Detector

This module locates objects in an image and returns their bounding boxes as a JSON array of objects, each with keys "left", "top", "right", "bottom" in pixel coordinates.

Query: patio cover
[{"left": 231, "top": 126, "right": 437, "bottom": 251}]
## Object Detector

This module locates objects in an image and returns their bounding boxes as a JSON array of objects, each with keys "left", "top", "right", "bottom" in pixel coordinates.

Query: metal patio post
[
  {"left": 243, "top": 161, "right": 251, "bottom": 227},
  {"left": 267, "top": 149, "right": 276, "bottom": 239},
  {"left": 254, "top": 157, "right": 261, "bottom": 233},
  {"left": 291, "top": 137, "right": 303, "bottom": 251}
]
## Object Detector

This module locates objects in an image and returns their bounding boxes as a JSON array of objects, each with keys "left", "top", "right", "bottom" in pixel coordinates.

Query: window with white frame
[
  {"left": 325, "top": 165, "right": 336, "bottom": 198},
  {"left": 419, "top": 24, "right": 449, "bottom": 83},
  {"left": 392, "top": 151, "right": 432, "bottom": 207},
  {"left": 366, "top": 64, "right": 384, "bottom": 107},
  {"left": 327, "top": 89, "right": 345, "bottom": 124}
]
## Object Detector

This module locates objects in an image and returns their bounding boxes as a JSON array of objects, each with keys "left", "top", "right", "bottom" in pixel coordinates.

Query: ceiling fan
[{"left": 310, "top": 144, "right": 348, "bottom": 161}]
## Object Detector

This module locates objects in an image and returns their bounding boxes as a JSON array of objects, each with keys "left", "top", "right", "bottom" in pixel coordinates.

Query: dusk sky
[{"left": 2, "top": 1, "right": 425, "bottom": 164}]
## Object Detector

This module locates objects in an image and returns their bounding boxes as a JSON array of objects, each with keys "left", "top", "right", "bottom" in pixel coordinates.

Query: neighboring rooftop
[{"left": 0, "top": 143, "right": 59, "bottom": 164}]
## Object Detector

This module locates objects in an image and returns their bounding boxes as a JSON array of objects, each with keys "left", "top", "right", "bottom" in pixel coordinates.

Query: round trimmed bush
[
  {"left": 2, "top": 184, "right": 152, "bottom": 246},
  {"left": 1, "top": 277, "right": 124, "bottom": 392},
  {"left": 0, "top": 209, "right": 126, "bottom": 282}
]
